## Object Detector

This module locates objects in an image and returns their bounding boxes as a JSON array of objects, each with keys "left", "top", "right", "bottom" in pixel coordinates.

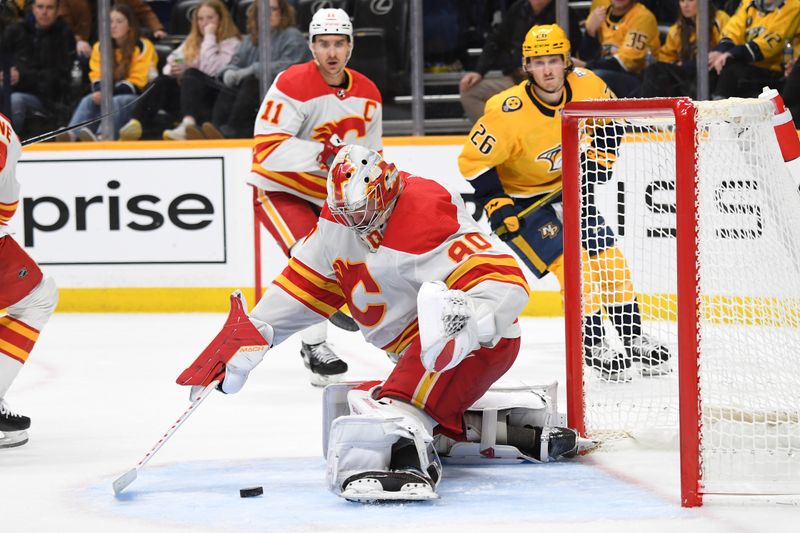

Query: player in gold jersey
[
  {"left": 709, "top": 0, "right": 800, "bottom": 98},
  {"left": 458, "top": 24, "right": 671, "bottom": 381}
]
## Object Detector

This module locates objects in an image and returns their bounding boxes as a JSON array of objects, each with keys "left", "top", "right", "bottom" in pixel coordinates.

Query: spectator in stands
[
  {"left": 58, "top": 0, "right": 91, "bottom": 57},
  {"left": 1, "top": 0, "right": 76, "bottom": 137},
  {"left": 119, "top": 0, "right": 240, "bottom": 140},
  {"left": 60, "top": 0, "right": 167, "bottom": 58},
  {"left": 575, "top": 0, "right": 660, "bottom": 97},
  {"left": 57, "top": 3, "right": 157, "bottom": 141},
  {"left": 0, "top": 0, "right": 24, "bottom": 36},
  {"left": 458, "top": 0, "right": 582, "bottom": 123},
  {"left": 197, "top": 0, "right": 310, "bottom": 139},
  {"left": 641, "top": 0, "right": 729, "bottom": 97},
  {"left": 708, "top": 0, "right": 800, "bottom": 99}
]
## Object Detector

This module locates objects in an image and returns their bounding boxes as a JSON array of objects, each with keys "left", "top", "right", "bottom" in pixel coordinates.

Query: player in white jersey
[
  {"left": 0, "top": 114, "right": 58, "bottom": 449},
  {"left": 248, "top": 7, "right": 383, "bottom": 386},
  {"left": 178, "top": 146, "right": 590, "bottom": 502}
]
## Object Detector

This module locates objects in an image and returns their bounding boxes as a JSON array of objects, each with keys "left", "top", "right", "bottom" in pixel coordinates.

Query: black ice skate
[
  {"left": 584, "top": 340, "right": 632, "bottom": 383},
  {"left": 0, "top": 400, "right": 31, "bottom": 449},
  {"left": 507, "top": 425, "right": 597, "bottom": 462},
  {"left": 300, "top": 341, "right": 348, "bottom": 387},
  {"left": 340, "top": 469, "right": 438, "bottom": 502},
  {"left": 624, "top": 334, "right": 672, "bottom": 376}
]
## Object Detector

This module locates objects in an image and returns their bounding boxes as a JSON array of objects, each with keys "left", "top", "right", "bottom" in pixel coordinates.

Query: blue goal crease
[{"left": 86, "top": 457, "right": 681, "bottom": 530}]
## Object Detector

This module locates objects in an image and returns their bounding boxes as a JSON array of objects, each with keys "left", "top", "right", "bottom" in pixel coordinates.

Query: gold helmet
[{"left": 522, "top": 24, "right": 571, "bottom": 66}]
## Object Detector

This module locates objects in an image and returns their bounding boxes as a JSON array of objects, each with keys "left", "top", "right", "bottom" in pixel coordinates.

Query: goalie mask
[{"left": 326, "top": 145, "right": 402, "bottom": 235}]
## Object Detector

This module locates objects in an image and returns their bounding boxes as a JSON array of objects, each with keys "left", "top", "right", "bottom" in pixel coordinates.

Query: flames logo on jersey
[
  {"left": 536, "top": 145, "right": 562, "bottom": 173},
  {"left": 313, "top": 115, "right": 367, "bottom": 145}
]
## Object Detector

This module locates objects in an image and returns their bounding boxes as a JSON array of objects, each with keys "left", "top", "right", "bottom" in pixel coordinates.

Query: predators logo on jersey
[
  {"left": 458, "top": 68, "right": 613, "bottom": 198},
  {"left": 502, "top": 96, "right": 523, "bottom": 112},
  {"left": 536, "top": 145, "right": 562, "bottom": 173},
  {"left": 539, "top": 222, "right": 559, "bottom": 239}
]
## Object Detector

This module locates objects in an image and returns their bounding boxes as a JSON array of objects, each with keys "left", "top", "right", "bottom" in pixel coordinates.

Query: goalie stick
[
  {"left": 21, "top": 83, "right": 155, "bottom": 146},
  {"left": 111, "top": 379, "right": 219, "bottom": 496}
]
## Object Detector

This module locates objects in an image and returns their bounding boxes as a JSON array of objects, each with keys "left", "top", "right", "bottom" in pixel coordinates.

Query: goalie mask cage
[{"left": 561, "top": 97, "right": 800, "bottom": 507}]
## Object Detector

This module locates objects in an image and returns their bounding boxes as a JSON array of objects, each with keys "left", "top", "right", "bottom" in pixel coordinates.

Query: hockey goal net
[{"left": 561, "top": 97, "right": 800, "bottom": 507}]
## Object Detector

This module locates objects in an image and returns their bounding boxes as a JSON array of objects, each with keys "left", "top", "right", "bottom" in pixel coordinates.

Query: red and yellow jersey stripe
[
  {"left": 0, "top": 199, "right": 18, "bottom": 225},
  {"left": 0, "top": 316, "right": 39, "bottom": 364},
  {"left": 252, "top": 133, "right": 292, "bottom": 164},
  {"left": 382, "top": 318, "right": 420, "bottom": 355},
  {"left": 250, "top": 166, "right": 327, "bottom": 200},
  {"left": 273, "top": 257, "right": 345, "bottom": 318},
  {"left": 445, "top": 251, "right": 530, "bottom": 294}
]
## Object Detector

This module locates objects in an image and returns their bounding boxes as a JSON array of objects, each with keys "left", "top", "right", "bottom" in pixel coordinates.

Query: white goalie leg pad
[
  {"left": 321, "top": 381, "right": 366, "bottom": 457},
  {"left": 435, "top": 383, "right": 596, "bottom": 463},
  {"left": 326, "top": 388, "right": 441, "bottom": 501},
  {"left": 417, "top": 281, "right": 496, "bottom": 373}
]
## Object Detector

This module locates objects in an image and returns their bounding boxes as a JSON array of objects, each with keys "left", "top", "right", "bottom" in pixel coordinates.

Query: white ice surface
[{"left": 2, "top": 314, "right": 798, "bottom": 532}]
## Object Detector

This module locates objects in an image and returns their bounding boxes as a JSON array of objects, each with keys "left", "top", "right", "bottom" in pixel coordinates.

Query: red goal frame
[{"left": 561, "top": 98, "right": 703, "bottom": 507}]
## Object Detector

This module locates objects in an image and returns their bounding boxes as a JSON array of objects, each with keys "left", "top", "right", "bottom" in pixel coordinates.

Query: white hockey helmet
[
  {"left": 326, "top": 145, "right": 402, "bottom": 234},
  {"left": 308, "top": 8, "right": 353, "bottom": 43}
]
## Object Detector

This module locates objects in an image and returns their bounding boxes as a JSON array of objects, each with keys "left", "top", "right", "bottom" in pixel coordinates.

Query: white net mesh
[{"left": 573, "top": 98, "right": 800, "bottom": 495}]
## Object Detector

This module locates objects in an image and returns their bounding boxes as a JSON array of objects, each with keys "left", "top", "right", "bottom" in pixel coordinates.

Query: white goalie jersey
[
  {"left": 249, "top": 60, "right": 383, "bottom": 206},
  {"left": 250, "top": 173, "right": 530, "bottom": 357}
]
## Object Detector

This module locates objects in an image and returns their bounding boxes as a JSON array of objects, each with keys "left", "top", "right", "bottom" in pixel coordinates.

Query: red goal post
[{"left": 561, "top": 97, "right": 800, "bottom": 507}]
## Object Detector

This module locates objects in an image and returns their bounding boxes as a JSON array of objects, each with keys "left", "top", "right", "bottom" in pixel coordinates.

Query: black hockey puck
[{"left": 239, "top": 486, "right": 263, "bottom": 498}]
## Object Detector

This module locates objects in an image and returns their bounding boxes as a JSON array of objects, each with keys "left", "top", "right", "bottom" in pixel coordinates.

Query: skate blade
[
  {"left": 0, "top": 430, "right": 29, "bottom": 449},
  {"left": 342, "top": 479, "right": 438, "bottom": 503},
  {"left": 310, "top": 372, "right": 346, "bottom": 388}
]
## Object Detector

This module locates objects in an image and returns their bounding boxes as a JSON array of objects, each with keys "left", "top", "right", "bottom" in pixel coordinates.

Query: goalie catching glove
[
  {"left": 417, "top": 281, "right": 496, "bottom": 373},
  {"left": 484, "top": 195, "right": 523, "bottom": 241},
  {"left": 176, "top": 291, "right": 273, "bottom": 396}
]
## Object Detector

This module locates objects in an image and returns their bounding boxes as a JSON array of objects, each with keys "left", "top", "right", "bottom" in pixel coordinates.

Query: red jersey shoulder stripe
[
  {"left": 380, "top": 175, "right": 461, "bottom": 255},
  {"left": 274, "top": 61, "right": 382, "bottom": 103}
]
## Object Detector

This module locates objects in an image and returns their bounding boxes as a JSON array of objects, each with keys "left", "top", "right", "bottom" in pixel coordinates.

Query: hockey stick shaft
[
  {"left": 112, "top": 379, "right": 219, "bottom": 496},
  {"left": 494, "top": 188, "right": 563, "bottom": 237},
  {"left": 22, "top": 83, "right": 154, "bottom": 147}
]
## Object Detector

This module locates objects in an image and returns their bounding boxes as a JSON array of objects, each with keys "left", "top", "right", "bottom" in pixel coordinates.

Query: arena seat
[
  {"left": 352, "top": 0, "right": 408, "bottom": 83},
  {"left": 233, "top": 0, "right": 254, "bottom": 34},
  {"left": 348, "top": 28, "right": 388, "bottom": 97},
  {"left": 170, "top": 0, "right": 201, "bottom": 37}
]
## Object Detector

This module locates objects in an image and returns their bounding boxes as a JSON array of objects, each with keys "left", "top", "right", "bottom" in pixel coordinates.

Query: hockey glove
[
  {"left": 417, "top": 281, "right": 492, "bottom": 373},
  {"left": 317, "top": 133, "right": 344, "bottom": 171},
  {"left": 484, "top": 196, "right": 524, "bottom": 241}
]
